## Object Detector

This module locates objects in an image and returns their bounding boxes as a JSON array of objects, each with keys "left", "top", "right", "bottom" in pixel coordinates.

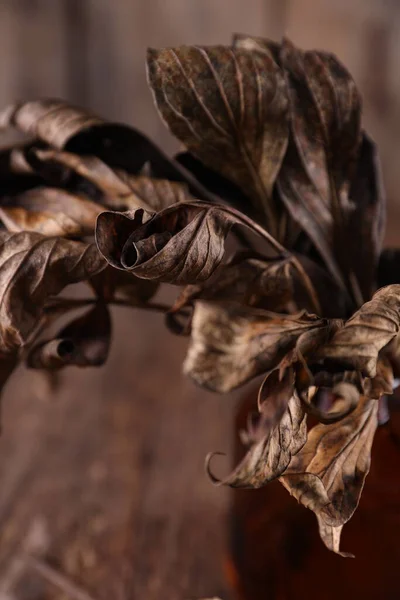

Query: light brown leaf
[
  {"left": 0, "top": 187, "right": 102, "bottom": 236},
  {"left": 184, "top": 301, "right": 326, "bottom": 393},
  {"left": 319, "top": 284, "right": 400, "bottom": 377},
  {"left": 280, "top": 396, "right": 378, "bottom": 555}
]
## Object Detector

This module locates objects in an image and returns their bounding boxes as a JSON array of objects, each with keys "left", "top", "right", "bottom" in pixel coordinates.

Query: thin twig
[
  {"left": 46, "top": 297, "right": 170, "bottom": 313},
  {"left": 25, "top": 555, "right": 98, "bottom": 600}
]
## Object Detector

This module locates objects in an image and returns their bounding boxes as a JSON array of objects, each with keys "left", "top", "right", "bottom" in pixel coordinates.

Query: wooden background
[{"left": 0, "top": 1, "right": 398, "bottom": 599}]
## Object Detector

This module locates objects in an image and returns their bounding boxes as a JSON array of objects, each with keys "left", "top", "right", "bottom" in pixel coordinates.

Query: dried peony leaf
[
  {"left": 319, "top": 284, "right": 400, "bottom": 377},
  {"left": 26, "top": 149, "right": 191, "bottom": 212},
  {"left": 27, "top": 303, "right": 111, "bottom": 370},
  {"left": 280, "top": 396, "right": 379, "bottom": 556},
  {"left": 0, "top": 99, "right": 222, "bottom": 202},
  {"left": 89, "top": 267, "right": 158, "bottom": 304},
  {"left": 95, "top": 202, "right": 274, "bottom": 285},
  {"left": 184, "top": 301, "right": 326, "bottom": 393},
  {"left": 147, "top": 45, "right": 289, "bottom": 233},
  {"left": 207, "top": 392, "right": 306, "bottom": 488},
  {"left": 276, "top": 39, "right": 362, "bottom": 291},
  {"left": 0, "top": 187, "right": 102, "bottom": 236},
  {"left": 346, "top": 133, "right": 386, "bottom": 299},
  {"left": 0, "top": 231, "right": 105, "bottom": 352}
]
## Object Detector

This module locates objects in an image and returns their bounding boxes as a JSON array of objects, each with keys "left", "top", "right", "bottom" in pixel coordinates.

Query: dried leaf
[
  {"left": 96, "top": 202, "right": 251, "bottom": 285},
  {"left": 207, "top": 393, "right": 306, "bottom": 488},
  {"left": 319, "top": 284, "right": 400, "bottom": 377},
  {"left": 0, "top": 99, "right": 222, "bottom": 203},
  {"left": 89, "top": 267, "right": 158, "bottom": 304},
  {"left": 27, "top": 303, "right": 111, "bottom": 369},
  {"left": 0, "top": 187, "right": 102, "bottom": 236},
  {"left": 346, "top": 133, "right": 386, "bottom": 299},
  {"left": 280, "top": 396, "right": 378, "bottom": 555},
  {"left": 0, "top": 231, "right": 105, "bottom": 352},
  {"left": 27, "top": 149, "right": 191, "bottom": 212},
  {"left": 147, "top": 45, "right": 289, "bottom": 232},
  {"left": 184, "top": 301, "right": 326, "bottom": 393}
]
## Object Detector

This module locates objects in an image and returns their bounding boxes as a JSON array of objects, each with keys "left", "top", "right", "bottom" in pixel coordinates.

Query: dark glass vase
[{"left": 227, "top": 389, "right": 400, "bottom": 600}]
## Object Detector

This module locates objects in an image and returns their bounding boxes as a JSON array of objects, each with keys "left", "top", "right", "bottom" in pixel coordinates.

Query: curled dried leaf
[
  {"left": 96, "top": 202, "right": 254, "bottom": 285},
  {"left": 280, "top": 396, "right": 378, "bottom": 555},
  {"left": 207, "top": 392, "right": 306, "bottom": 488},
  {"left": 27, "top": 303, "right": 111, "bottom": 370},
  {"left": 27, "top": 149, "right": 192, "bottom": 212}
]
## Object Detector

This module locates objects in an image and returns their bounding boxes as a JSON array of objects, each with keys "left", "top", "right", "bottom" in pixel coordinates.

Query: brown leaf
[
  {"left": 0, "top": 99, "right": 223, "bottom": 203},
  {"left": 0, "top": 187, "right": 102, "bottom": 236},
  {"left": 0, "top": 231, "right": 105, "bottom": 352},
  {"left": 27, "top": 149, "right": 191, "bottom": 212},
  {"left": 280, "top": 396, "right": 378, "bottom": 555},
  {"left": 183, "top": 301, "right": 326, "bottom": 393},
  {"left": 346, "top": 133, "right": 386, "bottom": 299},
  {"left": 147, "top": 45, "right": 289, "bottom": 233},
  {"left": 96, "top": 202, "right": 251, "bottom": 285},
  {"left": 167, "top": 252, "right": 296, "bottom": 333},
  {"left": 89, "top": 267, "right": 158, "bottom": 304},
  {"left": 277, "top": 40, "right": 361, "bottom": 288},
  {"left": 27, "top": 303, "right": 111, "bottom": 370},
  {"left": 319, "top": 284, "right": 400, "bottom": 378},
  {"left": 207, "top": 392, "right": 306, "bottom": 488}
]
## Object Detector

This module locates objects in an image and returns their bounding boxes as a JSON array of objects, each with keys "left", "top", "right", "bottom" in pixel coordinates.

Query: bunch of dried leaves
[{"left": 0, "top": 35, "right": 398, "bottom": 557}]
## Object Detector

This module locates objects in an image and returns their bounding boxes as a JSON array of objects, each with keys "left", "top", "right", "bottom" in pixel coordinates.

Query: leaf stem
[{"left": 219, "top": 204, "right": 322, "bottom": 314}]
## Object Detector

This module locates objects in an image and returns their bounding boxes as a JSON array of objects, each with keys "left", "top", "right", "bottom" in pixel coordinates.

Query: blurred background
[{"left": 0, "top": 1, "right": 399, "bottom": 599}]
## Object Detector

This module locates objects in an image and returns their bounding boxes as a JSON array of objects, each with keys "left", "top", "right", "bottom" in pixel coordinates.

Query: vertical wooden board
[{"left": 7, "top": 0, "right": 67, "bottom": 99}]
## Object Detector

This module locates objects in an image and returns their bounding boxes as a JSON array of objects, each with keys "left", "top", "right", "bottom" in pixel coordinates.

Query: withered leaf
[
  {"left": 346, "top": 133, "right": 386, "bottom": 299},
  {"left": 184, "top": 301, "right": 326, "bottom": 393},
  {"left": 0, "top": 99, "right": 222, "bottom": 203},
  {"left": 147, "top": 45, "right": 289, "bottom": 232},
  {"left": 280, "top": 396, "right": 378, "bottom": 556},
  {"left": 276, "top": 39, "right": 361, "bottom": 291},
  {"left": 207, "top": 392, "right": 306, "bottom": 488},
  {"left": 89, "top": 267, "right": 158, "bottom": 305},
  {"left": 27, "top": 149, "right": 191, "bottom": 212},
  {"left": 96, "top": 201, "right": 254, "bottom": 285},
  {"left": 0, "top": 187, "right": 102, "bottom": 236},
  {"left": 0, "top": 231, "right": 105, "bottom": 352},
  {"left": 319, "top": 284, "right": 400, "bottom": 377},
  {"left": 27, "top": 303, "right": 111, "bottom": 370}
]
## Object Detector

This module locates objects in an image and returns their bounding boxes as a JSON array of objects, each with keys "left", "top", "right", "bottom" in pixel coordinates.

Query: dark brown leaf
[
  {"left": 346, "top": 133, "right": 386, "bottom": 299},
  {"left": 319, "top": 284, "right": 400, "bottom": 377},
  {"left": 0, "top": 231, "right": 105, "bottom": 352},
  {"left": 0, "top": 187, "right": 102, "bottom": 236},
  {"left": 280, "top": 396, "right": 378, "bottom": 556},
  {"left": 275, "top": 39, "right": 361, "bottom": 292},
  {"left": 27, "top": 303, "right": 111, "bottom": 369},
  {"left": 207, "top": 392, "right": 306, "bottom": 488},
  {"left": 147, "top": 45, "right": 289, "bottom": 233},
  {"left": 184, "top": 301, "right": 326, "bottom": 393}
]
